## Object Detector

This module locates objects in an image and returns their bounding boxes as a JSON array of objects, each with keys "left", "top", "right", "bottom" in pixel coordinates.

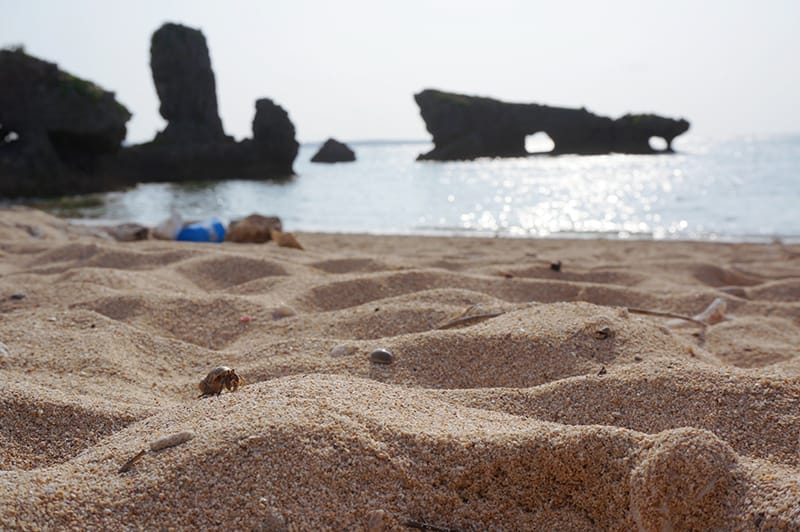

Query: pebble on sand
[{"left": 369, "top": 349, "right": 394, "bottom": 365}]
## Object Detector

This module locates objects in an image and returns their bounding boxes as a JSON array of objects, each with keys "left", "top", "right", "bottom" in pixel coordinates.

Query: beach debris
[
  {"left": 9, "top": 293, "right": 26, "bottom": 300},
  {"left": 369, "top": 348, "right": 394, "bottom": 365},
  {"left": 152, "top": 210, "right": 184, "bottom": 240},
  {"left": 330, "top": 344, "right": 357, "bottom": 358},
  {"left": 366, "top": 509, "right": 387, "bottom": 532},
  {"left": 177, "top": 218, "right": 226, "bottom": 243},
  {"left": 691, "top": 297, "right": 728, "bottom": 325},
  {"left": 597, "top": 366, "right": 607, "bottom": 376},
  {"left": 149, "top": 430, "right": 196, "bottom": 452},
  {"left": 594, "top": 326, "right": 612, "bottom": 340},
  {"left": 270, "top": 229, "right": 304, "bottom": 250},
  {"left": 634, "top": 355, "right": 643, "bottom": 362},
  {"left": 437, "top": 304, "right": 504, "bottom": 330},
  {"left": 550, "top": 260, "right": 562, "bottom": 272},
  {"left": 118, "top": 449, "right": 147, "bottom": 473},
  {"left": 106, "top": 222, "right": 149, "bottom": 242},
  {"left": 0, "top": 342, "right": 8, "bottom": 364},
  {"left": 271, "top": 304, "right": 297, "bottom": 320},
  {"left": 225, "top": 214, "right": 282, "bottom": 243},
  {"left": 198, "top": 366, "right": 245, "bottom": 397},
  {"left": 239, "top": 315, "right": 253, "bottom": 323},
  {"left": 118, "top": 431, "right": 196, "bottom": 473}
]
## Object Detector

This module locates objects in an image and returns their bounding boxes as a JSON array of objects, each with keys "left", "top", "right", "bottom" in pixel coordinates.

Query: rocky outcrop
[
  {"left": 150, "top": 23, "right": 227, "bottom": 144},
  {"left": 251, "top": 98, "right": 299, "bottom": 166},
  {"left": 414, "top": 89, "right": 690, "bottom": 160},
  {"left": 109, "top": 23, "right": 298, "bottom": 185},
  {"left": 0, "top": 48, "right": 131, "bottom": 197},
  {"left": 311, "top": 138, "right": 356, "bottom": 163},
  {"left": 0, "top": 24, "right": 299, "bottom": 198}
]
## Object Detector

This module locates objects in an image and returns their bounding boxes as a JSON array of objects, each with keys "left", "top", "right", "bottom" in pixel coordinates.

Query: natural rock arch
[{"left": 414, "top": 89, "right": 690, "bottom": 161}]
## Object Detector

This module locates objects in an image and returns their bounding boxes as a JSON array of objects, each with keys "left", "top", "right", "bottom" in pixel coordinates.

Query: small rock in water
[
  {"left": 10, "top": 293, "right": 26, "bottom": 300},
  {"left": 330, "top": 344, "right": 357, "bottom": 358},
  {"left": 369, "top": 348, "right": 394, "bottom": 365}
]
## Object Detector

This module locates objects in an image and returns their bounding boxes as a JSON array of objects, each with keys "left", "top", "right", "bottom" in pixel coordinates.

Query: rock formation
[
  {"left": 0, "top": 48, "right": 131, "bottom": 197},
  {"left": 251, "top": 98, "right": 299, "bottom": 166},
  {"left": 0, "top": 23, "right": 299, "bottom": 198},
  {"left": 414, "top": 89, "right": 690, "bottom": 160},
  {"left": 150, "top": 23, "right": 227, "bottom": 144},
  {"left": 110, "top": 23, "right": 298, "bottom": 185},
  {"left": 311, "top": 138, "right": 356, "bottom": 163}
]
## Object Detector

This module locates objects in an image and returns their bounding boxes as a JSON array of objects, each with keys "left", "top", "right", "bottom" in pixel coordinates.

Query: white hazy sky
[{"left": 3, "top": 0, "right": 798, "bottom": 144}]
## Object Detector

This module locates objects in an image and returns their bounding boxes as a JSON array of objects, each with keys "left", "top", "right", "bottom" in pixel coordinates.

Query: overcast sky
[{"left": 3, "top": 0, "right": 798, "bottom": 144}]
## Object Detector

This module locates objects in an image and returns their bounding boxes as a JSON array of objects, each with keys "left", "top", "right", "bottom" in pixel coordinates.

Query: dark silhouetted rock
[
  {"left": 225, "top": 214, "right": 283, "bottom": 243},
  {"left": 311, "top": 138, "right": 356, "bottom": 163},
  {"left": 0, "top": 24, "right": 299, "bottom": 198},
  {"left": 414, "top": 89, "right": 690, "bottom": 161},
  {"left": 150, "top": 23, "right": 226, "bottom": 144},
  {"left": 252, "top": 98, "right": 299, "bottom": 166},
  {"left": 110, "top": 24, "right": 297, "bottom": 186},
  {"left": 0, "top": 48, "right": 131, "bottom": 197}
]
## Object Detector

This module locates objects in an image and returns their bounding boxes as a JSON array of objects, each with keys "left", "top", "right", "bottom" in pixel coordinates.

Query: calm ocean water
[{"left": 50, "top": 133, "right": 800, "bottom": 242}]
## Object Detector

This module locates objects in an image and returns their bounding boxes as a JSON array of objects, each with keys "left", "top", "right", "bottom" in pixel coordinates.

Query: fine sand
[{"left": 0, "top": 206, "right": 799, "bottom": 530}]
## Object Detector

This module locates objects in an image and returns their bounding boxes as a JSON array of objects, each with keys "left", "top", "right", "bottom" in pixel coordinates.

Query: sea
[{"left": 37, "top": 133, "right": 800, "bottom": 242}]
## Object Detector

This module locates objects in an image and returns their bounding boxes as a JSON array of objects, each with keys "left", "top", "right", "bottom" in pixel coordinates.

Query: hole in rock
[
  {"left": 525, "top": 132, "right": 555, "bottom": 154},
  {"left": 0, "top": 123, "right": 20, "bottom": 145},
  {"left": 648, "top": 136, "right": 668, "bottom": 152}
]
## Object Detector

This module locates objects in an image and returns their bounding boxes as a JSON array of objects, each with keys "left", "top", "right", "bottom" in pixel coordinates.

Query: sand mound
[{"left": 0, "top": 207, "right": 799, "bottom": 529}]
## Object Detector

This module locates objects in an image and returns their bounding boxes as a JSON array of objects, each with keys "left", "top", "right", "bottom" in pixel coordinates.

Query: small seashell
[
  {"left": 369, "top": 348, "right": 394, "bottom": 365},
  {"left": 330, "top": 344, "right": 357, "bottom": 358},
  {"left": 272, "top": 305, "right": 296, "bottom": 320},
  {"left": 149, "top": 431, "right": 195, "bottom": 452},
  {"left": 270, "top": 229, "right": 304, "bottom": 250}
]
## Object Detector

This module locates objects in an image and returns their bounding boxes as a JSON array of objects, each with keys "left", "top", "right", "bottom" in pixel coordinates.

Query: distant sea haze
[{"left": 62, "top": 134, "right": 800, "bottom": 243}]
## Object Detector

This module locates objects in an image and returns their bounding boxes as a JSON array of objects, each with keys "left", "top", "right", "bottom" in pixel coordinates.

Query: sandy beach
[{"left": 0, "top": 206, "right": 798, "bottom": 530}]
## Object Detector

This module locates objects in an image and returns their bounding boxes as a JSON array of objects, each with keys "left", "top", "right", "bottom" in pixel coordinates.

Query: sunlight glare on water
[{"left": 66, "top": 134, "right": 800, "bottom": 242}]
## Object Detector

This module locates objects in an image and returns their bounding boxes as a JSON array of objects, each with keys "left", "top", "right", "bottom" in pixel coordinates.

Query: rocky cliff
[
  {"left": 0, "top": 23, "right": 299, "bottom": 198},
  {"left": 106, "top": 23, "right": 298, "bottom": 185},
  {"left": 0, "top": 48, "right": 131, "bottom": 197},
  {"left": 414, "top": 89, "right": 690, "bottom": 160}
]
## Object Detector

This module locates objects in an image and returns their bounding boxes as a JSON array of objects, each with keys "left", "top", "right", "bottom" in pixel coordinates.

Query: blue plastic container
[{"left": 176, "top": 218, "right": 226, "bottom": 243}]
